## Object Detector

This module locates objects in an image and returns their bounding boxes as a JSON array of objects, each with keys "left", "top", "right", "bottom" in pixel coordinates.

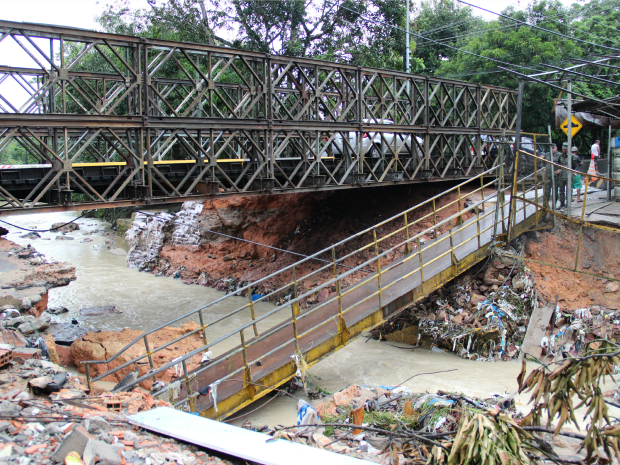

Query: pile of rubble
[
  {"left": 0, "top": 341, "right": 231, "bottom": 464},
  {"left": 260, "top": 382, "right": 585, "bottom": 464},
  {"left": 371, "top": 252, "right": 538, "bottom": 361}
]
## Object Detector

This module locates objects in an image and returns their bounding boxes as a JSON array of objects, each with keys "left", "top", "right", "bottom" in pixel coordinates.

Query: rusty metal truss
[{"left": 0, "top": 20, "right": 517, "bottom": 213}]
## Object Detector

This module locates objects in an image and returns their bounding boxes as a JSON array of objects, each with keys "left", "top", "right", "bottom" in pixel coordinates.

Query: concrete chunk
[
  {"left": 86, "top": 416, "right": 110, "bottom": 435},
  {"left": 83, "top": 439, "right": 121, "bottom": 465},
  {"left": 17, "top": 313, "right": 51, "bottom": 334},
  {"left": 52, "top": 425, "right": 94, "bottom": 463}
]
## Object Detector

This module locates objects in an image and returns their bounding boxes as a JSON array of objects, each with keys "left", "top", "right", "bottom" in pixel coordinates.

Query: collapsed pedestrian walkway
[{"left": 82, "top": 147, "right": 615, "bottom": 421}]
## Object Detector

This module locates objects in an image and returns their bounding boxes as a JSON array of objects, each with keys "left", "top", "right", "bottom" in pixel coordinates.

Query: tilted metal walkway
[
  {"left": 83, "top": 164, "right": 545, "bottom": 420},
  {"left": 0, "top": 21, "right": 517, "bottom": 213}
]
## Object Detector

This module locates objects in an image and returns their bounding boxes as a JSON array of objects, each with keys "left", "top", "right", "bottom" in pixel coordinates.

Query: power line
[
  {"left": 415, "top": 25, "right": 517, "bottom": 51},
  {"left": 456, "top": 0, "right": 620, "bottom": 53},
  {"left": 134, "top": 210, "right": 374, "bottom": 274},
  {"left": 0, "top": 211, "right": 92, "bottom": 233},
  {"left": 327, "top": 0, "right": 547, "bottom": 73},
  {"left": 499, "top": 0, "right": 620, "bottom": 46}
]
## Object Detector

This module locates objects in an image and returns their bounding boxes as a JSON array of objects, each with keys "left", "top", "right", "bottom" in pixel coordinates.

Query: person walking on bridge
[
  {"left": 544, "top": 143, "right": 559, "bottom": 207},
  {"left": 571, "top": 146, "right": 584, "bottom": 202},
  {"left": 555, "top": 142, "right": 570, "bottom": 209},
  {"left": 591, "top": 139, "right": 600, "bottom": 160}
]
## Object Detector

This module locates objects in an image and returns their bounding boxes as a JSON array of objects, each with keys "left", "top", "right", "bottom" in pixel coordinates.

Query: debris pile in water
[
  {"left": 258, "top": 377, "right": 589, "bottom": 464},
  {"left": 371, "top": 252, "right": 539, "bottom": 361}
]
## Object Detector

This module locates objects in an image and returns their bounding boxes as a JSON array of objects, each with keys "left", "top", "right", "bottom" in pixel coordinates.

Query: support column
[{"left": 566, "top": 80, "right": 573, "bottom": 217}]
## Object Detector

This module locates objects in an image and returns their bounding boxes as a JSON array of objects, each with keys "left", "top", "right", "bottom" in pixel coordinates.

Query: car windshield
[{"left": 362, "top": 118, "right": 394, "bottom": 124}]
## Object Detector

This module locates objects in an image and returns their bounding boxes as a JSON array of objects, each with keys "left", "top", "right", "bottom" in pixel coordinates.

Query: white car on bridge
[{"left": 328, "top": 119, "right": 424, "bottom": 159}]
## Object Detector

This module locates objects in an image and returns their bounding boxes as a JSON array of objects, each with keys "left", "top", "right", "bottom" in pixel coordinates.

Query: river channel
[{"left": 4, "top": 211, "right": 526, "bottom": 428}]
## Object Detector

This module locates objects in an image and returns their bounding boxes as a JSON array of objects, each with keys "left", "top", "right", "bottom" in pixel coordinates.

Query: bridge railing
[
  {"left": 80, "top": 158, "right": 551, "bottom": 416},
  {"left": 0, "top": 20, "right": 516, "bottom": 126},
  {"left": 0, "top": 21, "right": 518, "bottom": 211}
]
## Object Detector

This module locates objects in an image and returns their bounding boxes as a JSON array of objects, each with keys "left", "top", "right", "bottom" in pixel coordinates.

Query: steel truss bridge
[{"left": 0, "top": 21, "right": 517, "bottom": 213}]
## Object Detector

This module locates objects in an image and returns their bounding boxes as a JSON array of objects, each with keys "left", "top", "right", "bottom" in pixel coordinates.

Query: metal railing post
[
  {"left": 507, "top": 150, "right": 520, "bottom": 241},
  {"left": 143, "top": 336, "right": 157, "bottom": 384},
  {"left": 239, "top": 328, "right": 255, "bottom": 399},
  {"left": 534, "top": 154, "right": 539, "bottom": 229},
  {"left": 247, "top": 291, "right": 258, "bottom": 337},
  {"left": 85, "top": 364, "right": 93, "bottom": 391},
  {"left": 372, "top": 229, "right": 382, "bottom": 307},
  {"left": 448, "top": 221, "right": 457, "bottom": 267},
  {"left": 332, "top": 248, "right": 347, "bottom": 342},
  {"left": 492, "top": 146, "right": 504, "bottom": 243},
  {"left": 548, "top": 125, "right": 557, "bottom": 225},
  {"left": 291, "top": 267, "right": 302, "bottom": 354},
  {"left": 456, "top": 186, "right": 463, "bottom": 225},
  {"left": 574, "top": 175, "right": 590, "bottom": 271},
  {"left": 181, "top": 360, "right": 195, "bottom": 412},
  {"left": 404, "top": 212, "right": 411, "bottom": 255},
  {"left": 475, "top": 187, "right": 482, "bottom": 249},
  {"left": 432, "top": 198, "right": 438, "bottom": 239},
  {"left": 197, "top": 310, "right": 208, "bottom": 346},
  {"left": 417, "top": 236, "right": 425, "bottom": 293}
]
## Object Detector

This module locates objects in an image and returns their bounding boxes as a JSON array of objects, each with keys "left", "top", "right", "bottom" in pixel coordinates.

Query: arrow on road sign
[{"left": 560, "top": 115, "right": 583, "bottom": 137}]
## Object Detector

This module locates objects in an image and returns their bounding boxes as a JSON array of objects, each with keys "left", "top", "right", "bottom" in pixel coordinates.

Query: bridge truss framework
[{"left": 0, "top": 21, "right": 517, "bottom": 213}]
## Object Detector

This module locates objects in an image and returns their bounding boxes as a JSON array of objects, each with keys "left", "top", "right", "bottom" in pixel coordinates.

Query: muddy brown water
[{"left": 5, "top": 212, "right": 611, "bottom": 429}]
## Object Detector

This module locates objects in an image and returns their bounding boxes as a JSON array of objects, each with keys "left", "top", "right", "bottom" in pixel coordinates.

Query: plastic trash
[
  {"left": 201, "top": 351, "right": 213, "bottom": 365},
  {"left": 1, "top": 309, "right": 19, "bottom": 319},
  {"left": 296, "top": 400, "right": 319, "bottom": 432},
  {"left": 45, "top": 373, "right": 68, "bottom": 393}
]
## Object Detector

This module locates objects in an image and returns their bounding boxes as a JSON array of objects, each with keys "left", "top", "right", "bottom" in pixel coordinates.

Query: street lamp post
[{"left": 405, "top": 0, "right": 410, "bottom": 73}]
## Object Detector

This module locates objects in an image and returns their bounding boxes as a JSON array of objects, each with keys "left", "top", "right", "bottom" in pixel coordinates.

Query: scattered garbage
[
  {"left": 1, "top": 308, "right": 20, "bottom": 319},
  {"left": 370, "top": 253, "right": 542, "bottom": 361}
]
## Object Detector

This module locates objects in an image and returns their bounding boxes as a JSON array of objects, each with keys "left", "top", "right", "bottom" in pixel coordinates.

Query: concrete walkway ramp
[{"left": 129, "top": 407, "right": 375, "bottom": 465}]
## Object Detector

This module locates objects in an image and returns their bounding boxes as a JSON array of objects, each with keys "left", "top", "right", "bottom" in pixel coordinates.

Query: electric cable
[
  {"left": 414, "top": 25, "right": 517, "bottom": 52},
  {"left": 134, "top": 210, "right": 374, "bottom": 274},
  {"left": 326, "top": 0, "right": 548, "bottom": 73},
  {"left": 495, "top": 0, "right": 620, "bottom": 46},
  {"left": 0, "top": 210, "right": 92, "bottom": 233},
  {"left": 456, "top": 0, "right": 620, "bottom": 53}
]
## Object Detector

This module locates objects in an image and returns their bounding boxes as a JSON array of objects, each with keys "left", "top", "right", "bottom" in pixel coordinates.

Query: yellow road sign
[{"left": 560, "top": 115, "right": 583, "bottom": 137}]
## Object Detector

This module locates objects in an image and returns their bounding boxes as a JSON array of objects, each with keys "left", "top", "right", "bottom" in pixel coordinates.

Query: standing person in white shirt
[{"left": 591, "top": 140, "right": 600, "bottom": 159}]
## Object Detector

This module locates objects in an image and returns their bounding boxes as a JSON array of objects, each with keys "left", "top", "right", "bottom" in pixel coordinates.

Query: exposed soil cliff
[
  {"left": 525, "top": 220, "right": 620, "bottom": 310},
  {"left": 70, "top": 322, "right": 206, "bottom": 390},
  {"left": 127, "top": 182, "right": 487, "bottom": 300}
]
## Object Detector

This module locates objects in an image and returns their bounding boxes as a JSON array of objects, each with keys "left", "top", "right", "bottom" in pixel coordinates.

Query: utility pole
[
  {"left": 567, "top": 80, "right": 572, "bottom": 217},
  {"left": 405, "top": 0, "right": 410, "bottom": 73}
]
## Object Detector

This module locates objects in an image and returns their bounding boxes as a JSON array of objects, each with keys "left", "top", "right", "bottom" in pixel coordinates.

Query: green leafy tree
[
  {"left": 413, "top": 0, "right": 483, "bottom": 75},
  {"left": 435, "top": 0, "right": 582, "bottom": 134},
  {"left": 97, "top": 0, "right": 425, "bottom": 72}
]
